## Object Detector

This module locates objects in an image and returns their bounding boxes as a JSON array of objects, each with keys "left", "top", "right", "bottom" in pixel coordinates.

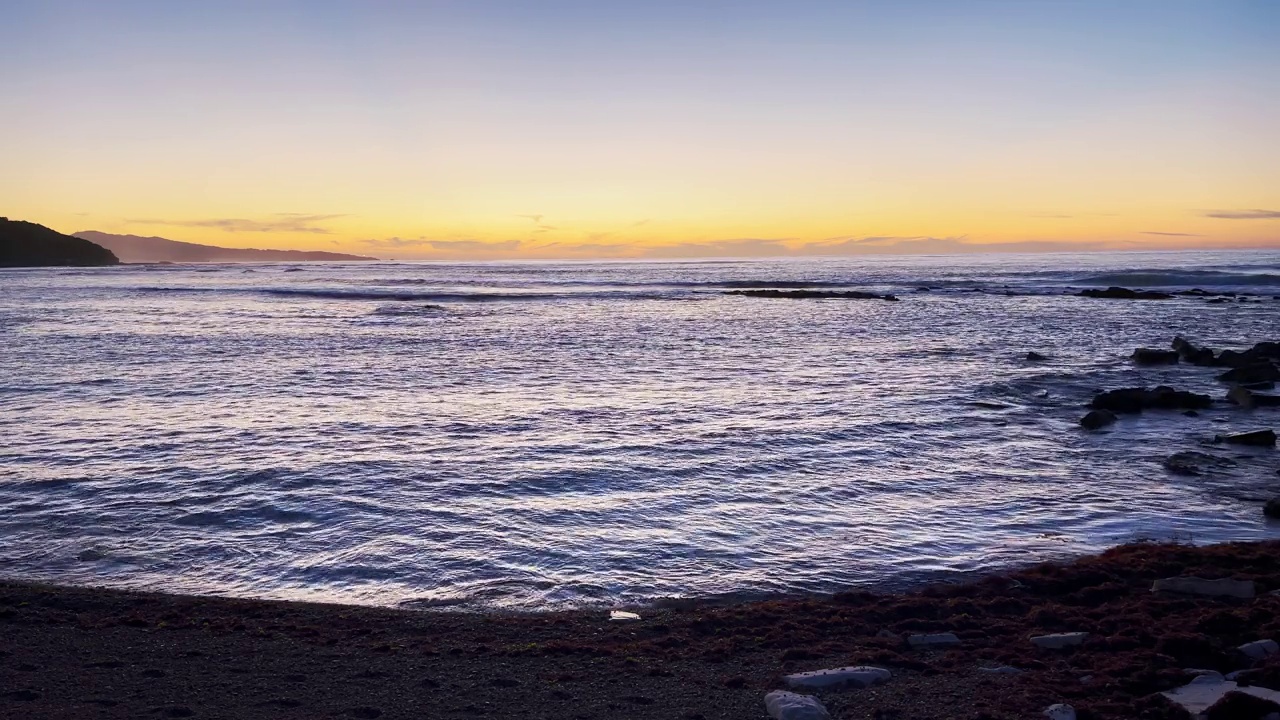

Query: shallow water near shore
[{"left": 2, "top": 250, "right": 1279, "bottom": 609}]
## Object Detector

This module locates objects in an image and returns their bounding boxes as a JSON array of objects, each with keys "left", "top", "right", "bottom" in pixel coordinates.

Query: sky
[{"left": 3, "top": 0, "right": 1278, "bottom": 260}]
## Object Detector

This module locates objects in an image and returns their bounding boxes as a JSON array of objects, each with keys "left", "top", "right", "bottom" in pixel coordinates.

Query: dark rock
[
  {"left": 1026, "top": 351, "right": 1048, "bottom": 362},
  {"left": 724, "top": 289, "right": 900, "bottom": 301},
  {"left": 1207, "top": 297, "right": 1230, "bottom": 304},
  {"left": 1172, "top": 336, "right": 1218, "bottom": 366},
  {"left": 1220, "top": 364, "right": 1280, "bottom": 385},
  {"left": 1090, "top": 387, "right": 1213, "bottom": 414},
  {"left": 0, "top": 217, "right": 119, "bottom": 267},
  {"left": 1132, "top": 348, "right": 1180, "bottom": 365},
  {"left": 915, "top": 287, "right": 932, "bottom": 292},
  {"left": 1163, "top": 451, "right": 1237, "bottom": 476},
  {"left": 1264, "top": 498, "right": 1280, "bottom": 519},
  {"left": 1228, "top": 387, "right": 1280, "bottom": 409},
  {"left": 1078, "top": 286, "right": 1173, "bottom": 300},
  {"left": 1184, "top": 410, "right": 1200, "bottom": 417},
  {"left": 1080, "top": 409, "right": 1117, "bottom": 430},
  {"left": 1203, "top": 690, "right": 1280, "bottom": 720},
  {"left": 1243, "top": 382, "right": 1277, "bottom": 391},
  {"left": 1215, "top": 430, "right": 1277, "bottom": 447}
]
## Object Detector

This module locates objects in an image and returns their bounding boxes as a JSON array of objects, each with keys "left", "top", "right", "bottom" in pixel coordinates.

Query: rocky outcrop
[
  {"left": 1131, "top": 348, "right": 1180, "bottom": 365},
  {"left": 0, "top": 217, "right": 119, "bottom": 267},
  {"left": 1090, "top": 387, "right": 1212, "bottom": 414},
  {"left": 1080, "top": 410, "right": 1117, "bottom": 430},
  {"left": 1078, "top": 286, "right": 1173, "bottom": 300},
  {"left": 725, "top": 290, "right": 900, "bottom": 301},
  {"left": 1215, "top": 430, "right": 1277, "bottom": 447},
  {"left": 74, "top": 231, "right": 377, "bottom": 263}
]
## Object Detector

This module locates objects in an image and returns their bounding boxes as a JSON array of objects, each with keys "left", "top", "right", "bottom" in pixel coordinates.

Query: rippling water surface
[{"left": 2, "top": 251, "right": 1279, "bottom": 609}]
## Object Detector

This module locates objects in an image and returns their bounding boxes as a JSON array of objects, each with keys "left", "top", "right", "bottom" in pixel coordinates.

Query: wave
[{"left": 1077, "top": 270, "right": 1280, "bottom": 287}]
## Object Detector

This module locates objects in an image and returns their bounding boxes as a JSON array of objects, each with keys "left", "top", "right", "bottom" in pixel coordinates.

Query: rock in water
[
  {"left": 1152, "top": 577, "right": 1256, "bottom": 599},
  {"left": 1132, "top": 348, "right": 1180, "bottom": 365},
  {"left": 1172, "top": 336, "right": 1218, "bottom": 365},
  {"left": 1078, "top": 286, "right": 1173, "bottom": 300},
  {"left": 783, "top": 666, "right": 891, "bottom": 690},
  {"left": 1090, "top": 386, "right": 1212, "bottom": 414},
  {"left": 764, "top": 691, "right": 831, "bottom": 720},
  {"left": 1228, "top": 387, "right": 1280, "bottom": 408},
  {"left": 724, "top": 289, "right": 900, "bottom": 301},
  {"left": 1026, "top": 351, "right": 1048, "bottom": 362},
  {"left": 1266, "top": 498, "right": 1280, "bottom": 519},
  {"left": 1163, "top": 451, "right": 1237, "bottom": 476},
  {"left": 1080, "top": 410, "right": 1117, "bottom": 430},
  {"left": 1221, "top": 364, "right": 1280, "bottom": 384},
  {"left": 1215, "top": 430, "right": 1277, "bottom": 447}
]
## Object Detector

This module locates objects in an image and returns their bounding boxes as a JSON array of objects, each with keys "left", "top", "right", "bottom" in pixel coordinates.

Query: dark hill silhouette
[
  {"left": 1, "top": 218, "right": 120, "bottom": 267},
  {"left": 74, "top": 231, "right": 378, "bottom": 263}
]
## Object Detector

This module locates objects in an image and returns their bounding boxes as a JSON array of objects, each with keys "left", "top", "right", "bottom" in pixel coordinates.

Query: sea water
[{"left": 1, "top": 251, "right": 1278, "bottom": 609}]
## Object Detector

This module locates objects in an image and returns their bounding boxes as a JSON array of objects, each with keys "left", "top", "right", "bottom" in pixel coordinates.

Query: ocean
[{"left": 2, "top": 250, "right": 1278, "bottom": 610}]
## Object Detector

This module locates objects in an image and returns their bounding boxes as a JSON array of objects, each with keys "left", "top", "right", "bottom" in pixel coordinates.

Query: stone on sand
[
  {"left": 1044, "top": 703, "right": 1076, "bottom": 720},
  {"left": 783, "top": 666, "right": 891, "bottom": 690},
  {"left": 764, "top": 691, "right": 830, "bottom": 720},
  {"left": 1162, "top": 676, "right": 1280, "bottom": 716}
]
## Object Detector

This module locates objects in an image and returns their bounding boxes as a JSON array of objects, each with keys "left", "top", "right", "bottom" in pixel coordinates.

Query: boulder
[
  {"left": 1163, "top": 451, "right": 1237, "bottom": 476},
  {"left": 1172, "top": 336, "right": 1218, "bottom": 366},
  {"left": 1228, "top": 387, "right": 1280, "bottom": 408},
  {"left": 609, "top": 610, "right": 640, "bottom": 621},
  {"left": 764, "top": 691, "right": 831, "bottom": 720},
  {"left": 1221, "top": 364, "right": 1280, "bottom": 385},
  {"left": 1078, "top": 286, "right": 1173, "bottom": 300},
  {"left": 1132, "top": 348, "right": 1180, "bottom": 365},
  {"left": 1152, "top": 577, "right": 1256, "bottom": 599},
  {"left": 907, "top": 633, "right": 961, "bottom": 649},
  {"left": 1204, "top": 692, "right": 1280, "bottom": 720},
  {"left": 1090, "top": 387, "right": 1212, "bottom": 414},
  {"left": 1030, "top": 632, "right": 1088, "bottom": 649},
  {"left": 1216, "top": 430, "right": 1277, "bottom": 447},
  {"left": 1238, "top": 640, "right": 1280, "bottom": 661},
  {"left": 1044, "top": 704, "right": 1076, "bottom": 720},
  {"left": 1080, "top": 410, "right": 1117, "bottom": 430},
  {"left": 1265, "top": 498, "right": 1280, "bottom": 519},
  {"left": 783, "top": 666, "right": 890, "bottom": 690},
  {"left": 1162, "top": 677, "right": 1280, "bottom": 717},
  {"left": 1026, "top": 351, "right": 1048, "bottom": 362}
]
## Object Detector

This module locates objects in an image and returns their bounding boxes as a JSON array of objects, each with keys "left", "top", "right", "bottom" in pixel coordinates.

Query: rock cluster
[
  {"left": 1089, "top": 386, "right": 1212, "bottom": 414},
  {"left": 1078, "top": 286, "right": 1173, "bottom": 300}
]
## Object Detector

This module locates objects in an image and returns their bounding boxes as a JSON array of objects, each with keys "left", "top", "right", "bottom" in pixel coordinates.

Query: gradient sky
[{"left": 4, "top": 0, "right": 1278, "bottom": 259}]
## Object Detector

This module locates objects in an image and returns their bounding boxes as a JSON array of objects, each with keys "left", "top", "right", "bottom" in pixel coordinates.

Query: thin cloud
[
  {"left": 644, "top": 238, "right": 793, "bottom": 258},
  {"left": 130, "top": 214, "right": 345, "bottom": 234},
  {"left": 1141, "top": 231, "right": 1203, "bottom": 237},
  {"left": 360, "top": 237, "right": 523, "bottom": 252},
  {"left": 1203, "top": 209, "right": 1280, "bottom": 220}
]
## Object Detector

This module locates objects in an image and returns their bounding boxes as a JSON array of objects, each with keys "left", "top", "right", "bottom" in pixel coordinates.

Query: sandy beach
[{"left": 4, "top": 540, "right": 1280, "bottom": 719}]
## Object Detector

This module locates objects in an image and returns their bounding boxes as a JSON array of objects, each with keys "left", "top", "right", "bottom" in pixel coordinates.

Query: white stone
[
  {"left": 1044, "top": 704, "right": 1076, "bottom": 720},
  {"left": 764, "top": 691, "right": 831, "bottom": 720},
  {"left": 1162, "top": 679, "right": 1280, "bottom": 716},
  {"left": 1152, "top": 576, "right": 1256, "bottom": 599},
  {"left": 1030, "top": 632, "right": 1088, "bottom": 649},
  {"left": 783, "top": 666, "right": 891, "bottom": 690},
  {"left": 908, "top": 632, "right": 961, "bottom": 649},
  {"left": 1239, "top": 639, "right": 1280, "bottom": 661},
  {"left": 609, "top": 610, "right": 640, "bottom": 621}
]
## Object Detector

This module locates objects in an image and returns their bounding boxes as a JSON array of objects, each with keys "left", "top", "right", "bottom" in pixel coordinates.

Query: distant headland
[
  {"left": 0, "top": 217, "right": 120, "bottom": 267},
  {"left": 74, "top": 231, "right": 378, "bottom": 263}
]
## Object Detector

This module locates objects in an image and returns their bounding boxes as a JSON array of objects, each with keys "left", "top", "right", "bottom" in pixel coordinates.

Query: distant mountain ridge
[
  {"left": 1, "top": 218, "right": 120, "bottom": 267},
  {"left": 74, "top": 231, "right": 378, "bottom": 263}
]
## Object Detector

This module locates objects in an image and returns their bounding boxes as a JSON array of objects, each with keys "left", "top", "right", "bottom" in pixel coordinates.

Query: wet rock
[
  {"left": 1238, "top": 640, "right": 1279, "bottom": 661},
  {"left": 1185, "top": 410, "right": 1201, "bottom": 417},
  {"left": 1163, "top": 451, "right": 1237, "bottom": 476},
  {"left": 783, "top": 666, "right": 890, "bottom": 690},
  {"left": 1172, "top": 336, "right": 1218, "bottom": 365},
  {"left": 1245, "top": 381, "right": 1278, "bottom": 391},
  {"left": 1080, "top": 409, "right": 1117, "bottom": 430},
  {"left": 1132, "top": 348, "right": 1180, "bottom": 365},
  {"left": 1228, "top": 387, "right": 1280, "bottom": 408},
  {"left": 1162, "top": 677, "right": 1280, "bottom": 717},
  {"left": 725, "top": 289, "right": 900, "bottom": 301},
  {"left": 1221, "top": 364, "right": 1280, "bottom": 385},
  {"left": 1152, "top": 577, "right": 1256, "bottom": 599},
  {"left": 77, "top": 548, "right": 105, "bottom": 561},
  {"left": 1044, "top": 704, "right": 1076, "bottom": 720},
  {"left": 1026, "top": 351, "right": 1048, "bottom": 362},
  {"left": 907, "top": 632, "right": 961, "bottom": 649},
  {"left": 764, "top": 691, "right": 831, "bottom": 720},
  {"left": 1265, "top": 498, "right": 1280, "bottom": 519},
  {"left": 1215, "top": 430, "right": 1277, "bottom": 447},
  {"left": 1204, "top": 691, "right": 1280, "bottom": 720},
  {"left": 1030, "top": 632, "right": 1088, "bottom": 649},
  {"left": 1078, "top": 286, "right": 1173, "bottom": 300},
  {"left": 1090, "top": 386, "right": 1212, "bottom": 414}
]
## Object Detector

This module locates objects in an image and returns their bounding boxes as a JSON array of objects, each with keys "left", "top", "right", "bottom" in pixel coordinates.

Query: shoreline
[{"left": 5, "top": 540, "right": 1280, "bottom": 719}]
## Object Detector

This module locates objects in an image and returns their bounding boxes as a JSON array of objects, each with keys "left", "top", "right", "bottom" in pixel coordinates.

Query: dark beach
[{"left": 5, "top": 540, "right": 1280, "bottom": 719}]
